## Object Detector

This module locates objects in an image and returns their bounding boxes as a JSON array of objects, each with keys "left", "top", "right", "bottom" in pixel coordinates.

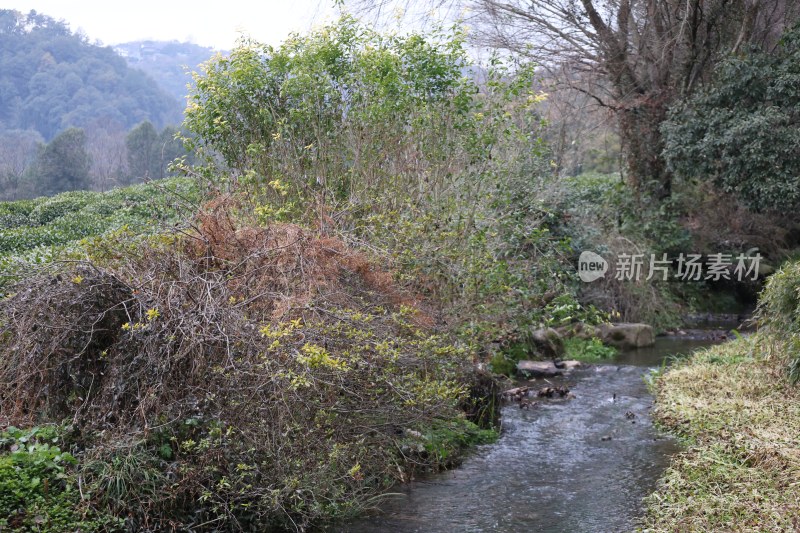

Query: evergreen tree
[
  {"left": 125, "top": 120, "right": 158, "bottom": 183},
  {"left": 34, "top": 127, "right": 91, "bottom": 195}
]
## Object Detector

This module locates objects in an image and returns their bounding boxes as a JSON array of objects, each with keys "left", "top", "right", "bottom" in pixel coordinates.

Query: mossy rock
[
  {"left": 523, "top": 327, "right": 565, "bottom": 359},
  {"left": 596, "top": 323, "right": 655, "bottom": 349}
]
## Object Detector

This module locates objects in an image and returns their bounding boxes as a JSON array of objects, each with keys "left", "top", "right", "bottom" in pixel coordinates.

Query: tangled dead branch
[{"left": 0, "top": 198, "right": 493, "bottom": 530}]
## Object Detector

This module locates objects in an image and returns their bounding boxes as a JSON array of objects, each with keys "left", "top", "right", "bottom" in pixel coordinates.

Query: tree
[
  {"left": 125, "top": 120, "right": 158, "bottom": 183},
  {"left": 535, "top": 69, "right": 619, "bottom": 176},
  {"left": 663, "top": 24, "right": 800, "bottom": 212},
  {"left": 154, "top": 126, "right": 187, "bottom": 179},
  {"left": 0, "top": 129, "right": 42, "bottom": 200},
  {"left": 481, "top": 0, "right": 800, "bottom": 199},
  {"left": 85, "top": 118, "right": 128, "bottom": 190},
  {"left": 354, "top": 0, "right": 799, "bottom": 200},
  {"left": 34, "top": 127, "right": 91, "bottom": 195}
]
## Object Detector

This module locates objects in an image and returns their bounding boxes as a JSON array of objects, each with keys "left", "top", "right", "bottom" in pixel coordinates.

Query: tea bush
[{"left": 0, "top": 177, "right": 200, "bottom": 291}]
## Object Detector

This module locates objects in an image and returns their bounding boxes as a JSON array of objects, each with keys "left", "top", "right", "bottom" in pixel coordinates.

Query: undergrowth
[{"left": 0, "top": 426, "right": 122, "bottom": 532}]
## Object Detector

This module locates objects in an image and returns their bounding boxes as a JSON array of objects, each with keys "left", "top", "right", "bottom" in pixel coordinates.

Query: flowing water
[{"left": 335, "top": 336, "right": 720, "bottom": 533}]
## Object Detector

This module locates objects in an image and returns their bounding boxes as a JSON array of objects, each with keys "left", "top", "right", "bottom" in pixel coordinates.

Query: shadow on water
[
  {"left": 333, "top": 336, "right": 720, "bottom": 533},
  {"left": 614, "top": 335, "right": 720, "bottom": 367}
]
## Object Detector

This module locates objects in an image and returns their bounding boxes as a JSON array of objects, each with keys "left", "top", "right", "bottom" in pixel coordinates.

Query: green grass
[
  {"left": 420, "top": 418, "right": 499, "bottom": 466},
  {"left": 642, "top": 336, "right": 800, "bottom": 532}
]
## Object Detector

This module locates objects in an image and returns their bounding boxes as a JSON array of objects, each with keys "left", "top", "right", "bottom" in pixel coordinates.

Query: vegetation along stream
[{"left": 338, "top": 335, "right": 722, "bottom": 533}]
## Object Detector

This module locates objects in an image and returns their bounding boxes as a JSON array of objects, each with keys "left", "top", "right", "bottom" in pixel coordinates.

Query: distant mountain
[
  {"left": 0, "top": 9, "right": 182, "bottom": 141},
  {"left": 114, "top": 40, "right": 223, "bottom": 105}
]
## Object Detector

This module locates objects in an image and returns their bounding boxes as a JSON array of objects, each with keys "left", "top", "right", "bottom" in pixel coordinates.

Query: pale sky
[{"left": 7, "top": 0, "right": 342, "bottom": 50}]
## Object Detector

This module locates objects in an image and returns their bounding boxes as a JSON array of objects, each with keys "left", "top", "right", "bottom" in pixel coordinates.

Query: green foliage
[
  {"left": 547, "top": 173, "right": 684, "bottom": 331},
  {"left": 419, "top": 418, "right": 498, "bottom": 465},
  {"left": 125, "top": 120, "right": 159, "bottom": 182},
  {"left": 0, "top": 426, "right": 120, "bottom": 532},
  {"left": 489, "top": 341, "right": 532, "bottom": 376},
  {"left": 663, "top": 24, "right": 800, "bottom": 212},
  {"left": 557, "top": 172, "right": 692, "bottom": 256},
  {"left": 489, "top": 352, "right": 518, "bottom": 376},
  {"left": 757, "top": 259, "right": 800, "bottom": 382},
  {"left": 563, "top": 337, "right": 617, "bottom": 363},
  {"left": 34, "top": 127, "right": 91, "bottom": 195},
  {"left": 28, "top": 190, "right": 94, "bottom": 224},
  {"left": 183, "top": 17, "right": 598, "bottom": 353},
  {"left": 124, "top": 121, "right": 187, "bottom": 183},
  {"left": 184, "top": 16, "right": 476, "bottom": 205},
  {"left": 759, "top": 261, "right": 800, "bottom": 331}
]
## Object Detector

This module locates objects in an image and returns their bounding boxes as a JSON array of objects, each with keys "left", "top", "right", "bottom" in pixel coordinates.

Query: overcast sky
[{"left": 8, "top": 0, "right": 342, "bottom": 49}]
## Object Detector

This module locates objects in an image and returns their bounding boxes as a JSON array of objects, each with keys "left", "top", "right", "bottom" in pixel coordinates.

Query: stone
[
  {"left": 524, "top": 327, "right": 565, "bottom": 359},
  {"left": 555, "top": 322, "right": 599, "bottom": 340},
  {"left": 502, "top": 386, "right": 530, "bottom": 402},
  {"left": 596, "top": 323, "right": 655, "bottom": 349},
  {"left": 573, "top": 322, "right": 599, "bottom": 340},
  {"left": 536, "top": 385, "right": 570, "bottom": 398},
  {"left": 516, "top": 360, "right": 562, "bottom": 378}
]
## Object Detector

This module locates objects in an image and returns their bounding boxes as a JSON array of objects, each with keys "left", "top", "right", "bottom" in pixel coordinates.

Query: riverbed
[{"left": 335, "top": 336, "right": 719, "bottom": 533}]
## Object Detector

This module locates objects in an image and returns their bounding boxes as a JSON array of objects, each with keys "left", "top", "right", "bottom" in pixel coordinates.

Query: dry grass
[{"left": 642, "top": 336, "right": 800, "bottom": 532}]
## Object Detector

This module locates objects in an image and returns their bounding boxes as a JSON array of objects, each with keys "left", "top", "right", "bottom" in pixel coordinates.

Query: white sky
[{"left": 6, "top": 0, "right": 342, "bottom": 49}]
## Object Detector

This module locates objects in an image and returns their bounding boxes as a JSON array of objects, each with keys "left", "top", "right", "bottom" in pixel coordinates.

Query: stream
[{"left": 335, "top": 335, "right": 721, "bottom": 533}]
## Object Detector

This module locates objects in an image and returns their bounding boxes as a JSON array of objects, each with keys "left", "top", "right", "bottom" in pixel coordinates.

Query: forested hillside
[
  {"left": 0, "top": 10, "right": 181, "bottom": 139},
  {"left": 0, "top": 10, "right": 189, "bottom": 200}
]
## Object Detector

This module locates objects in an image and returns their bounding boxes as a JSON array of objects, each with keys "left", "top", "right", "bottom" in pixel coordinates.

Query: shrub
[
  {"left": 183, "top": 17, "right": 602, "bottom": 357},
  {"left": 663, "top": 24, "right": 800, "bottom": 212},
  {"left": 757, "top": 259, "right": 800, "bottom": 382},
  {"left": 28, "top": 191, "right": 95, "bottom": 225},
  {"left": 0, "top": 200, "right": 36, "bottom": 229},
  {"left": 0, "top": 201, "right": 493, "bottom": 529},
  {"left": 0, "top": 177, "right": 201, "bottom": 293}
]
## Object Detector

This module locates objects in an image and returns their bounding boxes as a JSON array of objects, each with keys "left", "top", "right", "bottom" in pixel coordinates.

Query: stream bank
[{"left": 642, "top": 336, "right": 800, "bottom": 531}]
